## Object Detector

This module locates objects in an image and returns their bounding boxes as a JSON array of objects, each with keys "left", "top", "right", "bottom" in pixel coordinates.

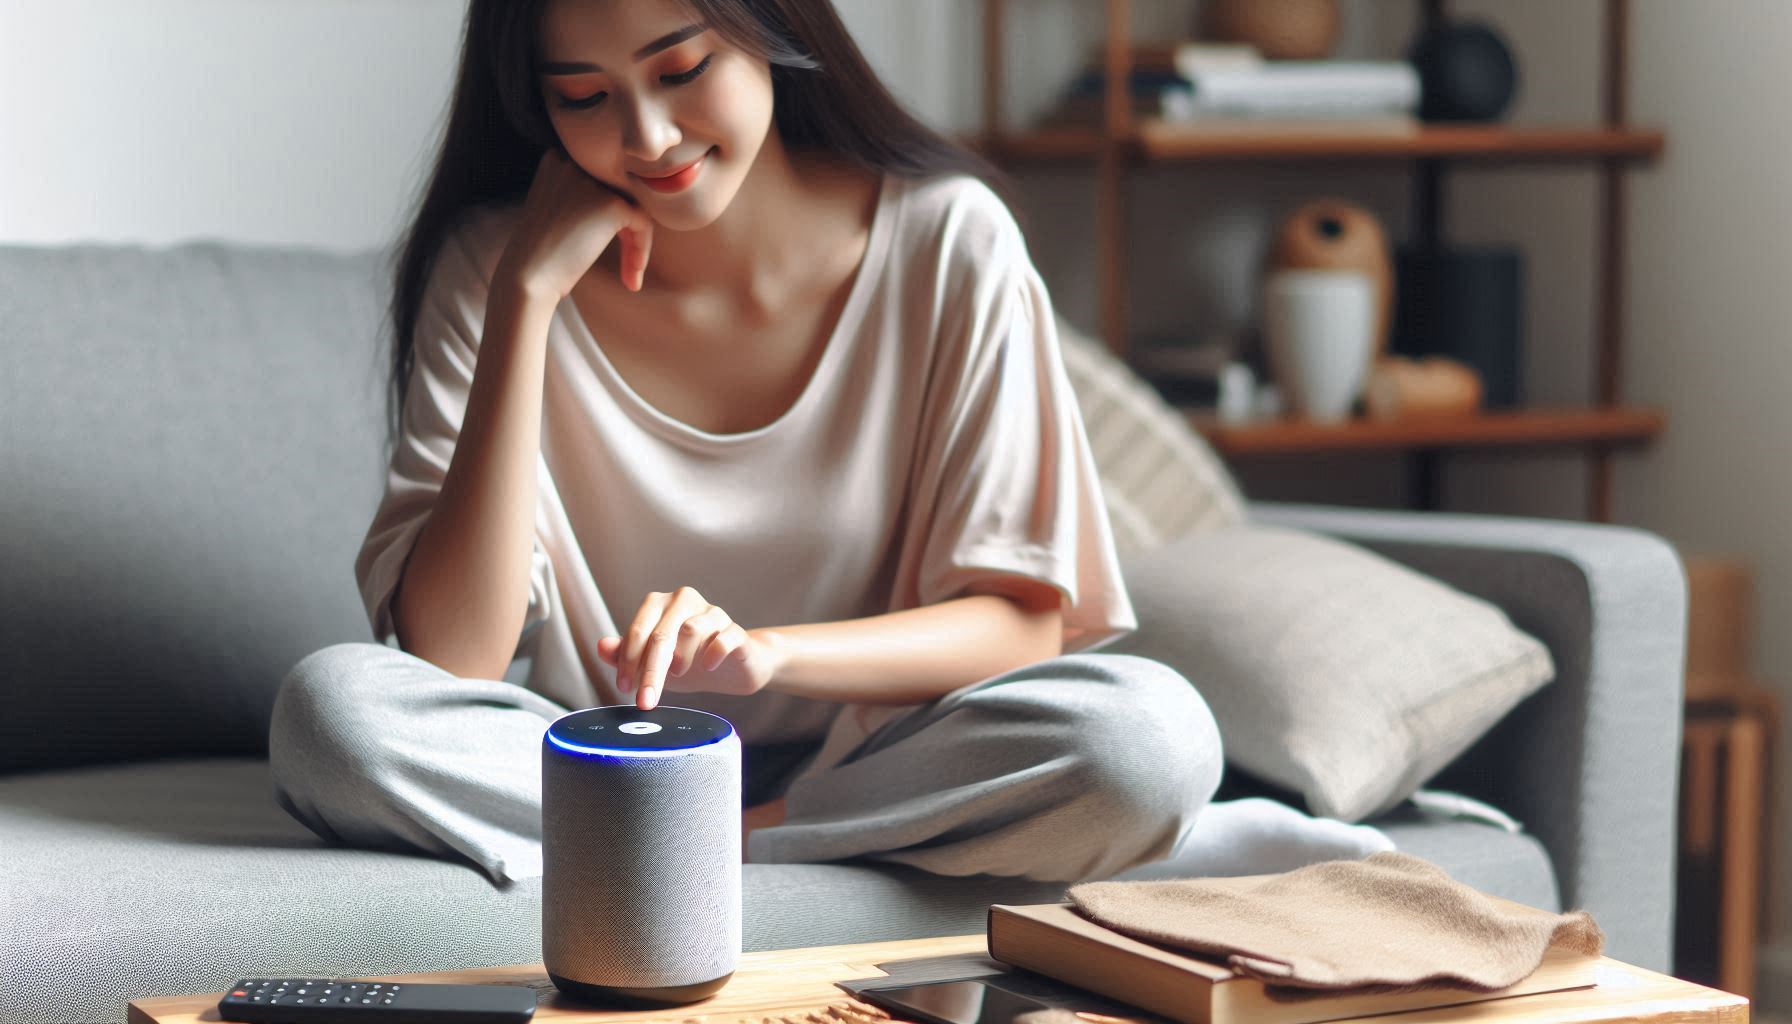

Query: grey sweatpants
[{"left": 268, "top": 643, "right": 1223, "bottom": 886}]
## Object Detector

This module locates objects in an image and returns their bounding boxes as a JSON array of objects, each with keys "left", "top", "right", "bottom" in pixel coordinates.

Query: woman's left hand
[{"left": 596, "top": 586, "right": 785, "bottom": 711}]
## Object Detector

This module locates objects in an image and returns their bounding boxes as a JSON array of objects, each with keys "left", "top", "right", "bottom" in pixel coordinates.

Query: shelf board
[
  {"left": 975, "top": 124, "right": 1666, "bottom": 164},
  {"left": 1186, "top": 406, "right": 1667, "bottom": 456}
]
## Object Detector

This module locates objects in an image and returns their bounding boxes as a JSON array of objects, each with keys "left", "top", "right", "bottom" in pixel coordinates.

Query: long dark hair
[{"left": 383, "top": 0, "right": 1010, "bottom": 440}]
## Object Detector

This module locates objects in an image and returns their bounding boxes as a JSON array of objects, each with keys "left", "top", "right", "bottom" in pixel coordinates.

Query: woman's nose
[{"left": 621, "top": 95, "right": 681, "bottom": 165}]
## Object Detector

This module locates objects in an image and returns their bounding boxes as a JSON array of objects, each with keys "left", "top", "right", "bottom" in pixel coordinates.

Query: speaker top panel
[{"left": 546, "top": 706, "right": 736, "bottom": 757}]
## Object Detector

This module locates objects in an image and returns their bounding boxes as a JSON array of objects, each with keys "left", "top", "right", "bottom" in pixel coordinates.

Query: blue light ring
[{"left": 544, "top": 729, "right": 735, "bottom": 758}]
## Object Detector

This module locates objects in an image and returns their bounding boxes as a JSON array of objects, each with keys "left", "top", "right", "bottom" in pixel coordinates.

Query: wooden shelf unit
[
  {"left": 979, "top": 0, "right": 1667, "bottom": 522},
  {"left": 1188, "top": 406, "right": 1665, "bottom": 457},
  {"left": 976, "top": 123, "right": 1666, "bottom": 164}
]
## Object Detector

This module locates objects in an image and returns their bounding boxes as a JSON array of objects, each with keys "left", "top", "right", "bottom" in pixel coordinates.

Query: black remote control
[{"left": 217, "top": 978, "right": 536, "bottom": 1024}]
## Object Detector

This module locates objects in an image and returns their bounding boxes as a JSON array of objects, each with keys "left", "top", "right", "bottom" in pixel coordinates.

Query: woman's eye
[
  {"left": 559, "top": 91, "right": 607, "bottom": 111},
  {"left": 662, "top": 54, "right": 712, "bottom": 85},
  {"left": 555, "top": 54, "right": 709, "bottom": 111}
]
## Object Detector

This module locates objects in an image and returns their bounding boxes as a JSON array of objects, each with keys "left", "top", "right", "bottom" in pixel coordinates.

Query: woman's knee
[
  {"left": 269, "top": 642, "right": 436, "bottom": 787},
  {"left": 1011, "top": 653, "right": 1224, "bottom": 822}
]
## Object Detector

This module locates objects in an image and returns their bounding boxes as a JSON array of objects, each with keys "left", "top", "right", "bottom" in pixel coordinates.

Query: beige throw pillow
[
  {"left": 1053, "top": 315, "right": 1247, "bottom": 556},
  {"left": 1105, "top": 523, "right": 1556, "bottom": 822}
]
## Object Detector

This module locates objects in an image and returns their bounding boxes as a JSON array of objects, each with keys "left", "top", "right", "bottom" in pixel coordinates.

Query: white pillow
[{"left": 1105, "top": 523, "right": 1555, "bottom": 822}]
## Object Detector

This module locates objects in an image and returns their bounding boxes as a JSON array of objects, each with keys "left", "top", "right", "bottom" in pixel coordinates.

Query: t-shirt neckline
[{"left": 560, "top": 170, "right": 897, "bottom": 450}]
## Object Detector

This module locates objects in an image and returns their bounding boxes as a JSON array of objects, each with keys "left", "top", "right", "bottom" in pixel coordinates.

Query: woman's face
[{"left": 536, "top": 0, "right": 774, "bottom": 232}]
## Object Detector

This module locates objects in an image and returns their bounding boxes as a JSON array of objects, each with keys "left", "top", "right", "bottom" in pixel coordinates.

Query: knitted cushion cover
[{"left": 1053, "top": 315, "right": 1247, "bottom": 556}]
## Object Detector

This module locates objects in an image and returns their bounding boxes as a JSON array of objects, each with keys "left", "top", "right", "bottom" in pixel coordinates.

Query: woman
[{"left": 270, "top": 0, "right": 1221, "bottom": 887}]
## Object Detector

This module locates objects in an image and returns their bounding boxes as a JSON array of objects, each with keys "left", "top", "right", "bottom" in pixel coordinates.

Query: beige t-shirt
[{"left": 355, "top": 171, "right": 1137, "bottom": 747}]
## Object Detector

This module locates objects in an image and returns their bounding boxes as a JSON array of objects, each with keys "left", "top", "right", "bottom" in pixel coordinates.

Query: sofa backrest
[{"left": 2, "top": 242, "right": 392, "bottom": 774}]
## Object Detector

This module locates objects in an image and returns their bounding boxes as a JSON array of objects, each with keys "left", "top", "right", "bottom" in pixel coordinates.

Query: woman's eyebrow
[{"left": 540, "top": 23, "right": 707, "bottom": 75}]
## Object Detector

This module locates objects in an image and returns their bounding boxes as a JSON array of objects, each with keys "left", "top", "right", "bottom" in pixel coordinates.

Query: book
[
  {"left": 1042, "top": 89, "right": 1197, "bottom": 127},
  {"left": 1100, "top": 41, "right": 1265, "bottom": 78},
  {"left": 1063, "top": 62, "right": 1414, "bottom": 106},
  {"left": 1063, "top": 67, "right": 1196, "bottom": 99},
  {"left": 1179, "top": 61, "right": 1420, "bottom": 118},
  {"left": 1054, "top": 60, "right": 1419, "bottom": 125},
  {"left": 987, "top": 901, "right": 1601, "bottom": 1024}
]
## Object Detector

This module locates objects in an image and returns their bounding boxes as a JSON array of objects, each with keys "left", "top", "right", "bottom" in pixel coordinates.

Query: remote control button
[
  {"left": 382, "top": 998, "right": 394, "bottom": 1004},
  {"left": 361, "top": 998, "right": 373, "bottom": 1004},
  {"left": 231, "top": 991, "right": 246, "bottom": 997}
]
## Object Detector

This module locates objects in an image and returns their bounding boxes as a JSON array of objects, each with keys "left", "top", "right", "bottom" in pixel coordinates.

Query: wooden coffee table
[{"left": 126, "top": 933, "right": 1750, "bottom": 1024}]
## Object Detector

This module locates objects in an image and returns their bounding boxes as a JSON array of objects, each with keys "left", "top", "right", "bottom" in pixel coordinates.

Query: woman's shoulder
[
  {"left": 896, "top": 173, "right": 1026, "bottom": 261},
  {"left": 890, "top": 173, "right": 1034, "bottom": 315}
]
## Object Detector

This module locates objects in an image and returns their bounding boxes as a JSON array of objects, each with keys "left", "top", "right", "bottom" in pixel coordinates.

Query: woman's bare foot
[{"left": 741, "top": 796, "right": 787, "bottom": 861}]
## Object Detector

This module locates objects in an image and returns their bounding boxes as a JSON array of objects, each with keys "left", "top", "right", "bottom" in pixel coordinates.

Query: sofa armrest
[{"left": 1250, "top": 501, "right": 1688, "bottom": 973}]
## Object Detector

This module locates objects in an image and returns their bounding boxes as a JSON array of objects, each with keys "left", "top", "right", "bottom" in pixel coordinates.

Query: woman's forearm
[
  {"left": 393, "top": 274, "right": 557, "bottom": 681},
  {"left": 754, "top": 589, "right": 1063, "bottom": 705}
]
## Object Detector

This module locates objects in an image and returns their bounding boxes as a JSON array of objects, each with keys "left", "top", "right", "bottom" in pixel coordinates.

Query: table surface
[{"left": 126, "top": 933, "right": 1751, "bottom": 1024}]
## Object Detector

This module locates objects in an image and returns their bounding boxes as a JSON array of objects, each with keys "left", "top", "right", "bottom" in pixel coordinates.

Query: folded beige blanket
[{"left": 1066, "top": 851, "right": 1603, "bottom": 991}]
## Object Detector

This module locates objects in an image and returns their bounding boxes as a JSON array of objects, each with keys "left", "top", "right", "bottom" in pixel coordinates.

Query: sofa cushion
[
  {"left": 0, "top": 244, "right": 392, "bottom": 774},
  {"left": 1108, "top": 524, "right": 1557, "bottom": 822},
  {"left": 1053, "top": 315, "right": 1247, "bottom": 556},
  {"left": 1, "top": 759, "right": 1558, "bottom": 1024}
]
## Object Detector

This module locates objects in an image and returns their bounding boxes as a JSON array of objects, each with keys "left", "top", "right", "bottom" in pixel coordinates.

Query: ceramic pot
[
  {"left": 1262, "top": 269, "right": 1376, "bottom": 422},
  {"left": 1409, "top": 19, "right": 1519, "bottom": 122}
]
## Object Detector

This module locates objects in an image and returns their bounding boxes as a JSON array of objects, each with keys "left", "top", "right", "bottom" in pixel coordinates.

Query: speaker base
[{"left": 549, "top": 971, "right": 734, "bottom": 1008}]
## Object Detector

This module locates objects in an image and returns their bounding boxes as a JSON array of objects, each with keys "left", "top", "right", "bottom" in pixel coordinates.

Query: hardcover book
[{"left": 987, "top": 902, "right": 1599, "bottom": 1024}]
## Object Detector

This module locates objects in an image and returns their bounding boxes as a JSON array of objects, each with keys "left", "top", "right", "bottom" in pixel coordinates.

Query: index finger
[
  {"left": 638, "top": 605, "right": 681, "bottom": 711},
  {"left": 619, "top": 592, "right": 672, "bottom": 699}
]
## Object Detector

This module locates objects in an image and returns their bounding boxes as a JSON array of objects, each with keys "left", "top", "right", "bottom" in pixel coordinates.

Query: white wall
[
  {"left": 7, "top": 0, "right": 1792, "bottom": 1002},
  {"left": 1623, "top": 0, "right": 1792, "bottom": 1003},
  {"left": 0, "top": 0, "right": 464, "bottom": 250}
]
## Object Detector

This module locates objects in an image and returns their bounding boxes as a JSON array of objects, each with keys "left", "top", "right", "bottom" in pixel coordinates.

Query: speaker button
[{"left": 619, "top": 722, "right": 662, "bottom": 735}]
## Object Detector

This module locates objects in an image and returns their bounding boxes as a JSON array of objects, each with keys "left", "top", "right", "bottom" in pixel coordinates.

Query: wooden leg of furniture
[
  {"left": 1719, "top": 712, "right": 1765, "bottom": 998},
  {"left": 1684, "top": 721, "right": 1719, "bottom": 859},
  {"left": 1682, "top": 690, "right": 1779, "bottom": 999}
]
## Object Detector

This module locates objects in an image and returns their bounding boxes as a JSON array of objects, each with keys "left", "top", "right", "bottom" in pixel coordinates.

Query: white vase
[{"left": 1262, "top": 269, "right": 1377, "bottom": 422}]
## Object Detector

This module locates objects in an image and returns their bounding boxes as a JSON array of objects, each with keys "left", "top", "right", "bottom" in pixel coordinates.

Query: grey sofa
[{"left": 1, "top": 240, "right": 1687, "bottom": 1024}]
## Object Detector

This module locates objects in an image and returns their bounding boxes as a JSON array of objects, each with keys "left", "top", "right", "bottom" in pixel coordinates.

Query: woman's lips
[{"left": 633, "top": 148, "right": 711, "bottom": 193}]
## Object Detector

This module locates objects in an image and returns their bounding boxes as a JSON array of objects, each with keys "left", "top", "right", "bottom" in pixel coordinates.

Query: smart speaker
[{"left": 542, "top": 706, "right": 741, "bottom": 1007}]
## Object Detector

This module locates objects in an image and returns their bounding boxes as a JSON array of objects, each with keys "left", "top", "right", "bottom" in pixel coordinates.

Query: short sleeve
[
  {"left": 353, "top": 215, "right": 556, "bottom": 650},
  {"left": 909, "top": 247, "right": 1138, "bottom": 654}
]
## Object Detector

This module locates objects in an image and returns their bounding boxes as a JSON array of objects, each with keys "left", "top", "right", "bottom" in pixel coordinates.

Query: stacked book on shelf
[{"left": 1044, "top": 41, "right": 1419, "bottom": 134}]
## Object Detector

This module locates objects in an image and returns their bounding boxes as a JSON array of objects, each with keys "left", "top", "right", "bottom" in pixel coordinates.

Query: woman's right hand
[{"left": 497, "top": 147, "right": 655, "bottom": 299}]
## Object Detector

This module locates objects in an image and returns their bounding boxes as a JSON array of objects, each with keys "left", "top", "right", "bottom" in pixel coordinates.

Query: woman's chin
[{"left": 639, "top": 190, "right": 734, "bottom": 233}]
